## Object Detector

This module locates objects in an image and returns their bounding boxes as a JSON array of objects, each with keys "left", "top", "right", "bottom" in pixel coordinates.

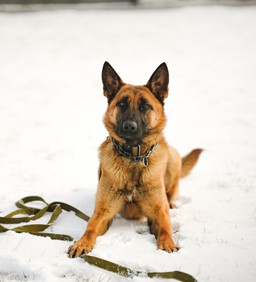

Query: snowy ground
[{"left": 0, "top": 4, "right": 256, "bottom": 282}]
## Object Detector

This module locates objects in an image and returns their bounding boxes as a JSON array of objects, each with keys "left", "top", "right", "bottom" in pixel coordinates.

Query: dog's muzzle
[
  {"left": 118, "top": 117, "right": 144, "bottom": 145},
  {"left": 122, "top": 120, "right": 138, "bottom": 135}
]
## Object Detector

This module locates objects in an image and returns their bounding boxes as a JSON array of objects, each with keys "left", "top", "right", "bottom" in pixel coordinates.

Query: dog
[{"left": 68, "top": 62, "right": 202, "bottom": 258}]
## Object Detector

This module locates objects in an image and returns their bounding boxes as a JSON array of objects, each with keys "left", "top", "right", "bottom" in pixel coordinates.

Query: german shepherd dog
[{"left": 68, "top": 62, "right": 202, "bottom": 258}]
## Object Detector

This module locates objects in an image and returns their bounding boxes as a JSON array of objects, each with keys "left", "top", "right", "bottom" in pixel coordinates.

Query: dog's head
[{"left": 102, "top": 62, "right": 169, "bottom": 146}]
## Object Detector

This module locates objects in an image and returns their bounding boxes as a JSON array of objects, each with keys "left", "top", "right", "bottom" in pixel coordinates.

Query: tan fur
[
  {"left": 181, "top": 149, "right": 203, "bottom": 178},
  {"left": 68, "top": 63, "right": 202, "bottom": 258}
]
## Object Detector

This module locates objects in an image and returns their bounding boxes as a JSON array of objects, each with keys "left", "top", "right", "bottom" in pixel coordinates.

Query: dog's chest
[
  {"left": 117, "top": 166, "right": 147, "bottom": 202},
  {"left": 119, "top": 184, "right": 140, "bottom": 202}
]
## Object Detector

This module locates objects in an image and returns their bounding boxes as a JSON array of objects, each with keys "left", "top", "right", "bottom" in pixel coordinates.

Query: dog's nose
[{"left": 123, "top": 120, "right": 137, "bottom": 134}]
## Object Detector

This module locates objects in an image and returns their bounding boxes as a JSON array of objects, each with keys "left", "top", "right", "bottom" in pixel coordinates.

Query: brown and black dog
[{"left": 68, "top": 62, "right": 202, "bottom": 258}]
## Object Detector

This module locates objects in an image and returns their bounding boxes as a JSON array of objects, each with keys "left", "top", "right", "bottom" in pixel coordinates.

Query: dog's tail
[{"left": 181, "top": 149, "right": 203, "bottom": 178}]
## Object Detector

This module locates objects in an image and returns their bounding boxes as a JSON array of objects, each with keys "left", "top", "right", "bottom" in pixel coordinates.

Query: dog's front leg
[
  {"left": 68, "top": 187, "right": 123, "bottom": 258},
  {"left": 143, "top": 188, "right": 178, "bottom": 253}
]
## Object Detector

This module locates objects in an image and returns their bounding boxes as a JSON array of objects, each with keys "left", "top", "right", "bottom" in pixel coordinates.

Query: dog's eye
[
  {"left": 117, "top": 100, "right": 128, "bottom": 111},
  {"left": 139, "top": 102, "right": 152, "bottom": 112}
]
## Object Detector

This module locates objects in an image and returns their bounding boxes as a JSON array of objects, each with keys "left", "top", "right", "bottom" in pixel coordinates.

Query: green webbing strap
[
  {"left": 0, "top": 196, "right": 89, "bottom": 240},
  {"left": 84, "top": 255, "right": 197, "bottom": 281},
  {"left": 0, "top": 196, "right": 197, "bottom": 282}
]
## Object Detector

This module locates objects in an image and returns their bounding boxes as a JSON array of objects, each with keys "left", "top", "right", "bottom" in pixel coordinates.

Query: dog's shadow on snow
[{"left": 172, "top": 195, "right": 191, "bottom": 208}]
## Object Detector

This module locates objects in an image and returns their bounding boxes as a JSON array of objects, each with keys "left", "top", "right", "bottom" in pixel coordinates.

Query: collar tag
[{"left": 142, "top": 157, "right": 149, "bottom": 167}]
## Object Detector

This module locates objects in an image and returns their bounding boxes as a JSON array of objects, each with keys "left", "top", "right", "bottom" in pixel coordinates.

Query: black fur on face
[{"left": 114, "top": 95, "right": 152, "bottom": 146}]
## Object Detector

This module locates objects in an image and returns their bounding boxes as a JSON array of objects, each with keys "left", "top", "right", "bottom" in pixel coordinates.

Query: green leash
[{"left": 0, "top": 196, "right": 197, "bottom": 281}]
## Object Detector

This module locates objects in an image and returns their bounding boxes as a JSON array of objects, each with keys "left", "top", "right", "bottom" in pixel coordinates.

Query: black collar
[{"left": 109, "top": 136, "right": 157, "bottom": 167}]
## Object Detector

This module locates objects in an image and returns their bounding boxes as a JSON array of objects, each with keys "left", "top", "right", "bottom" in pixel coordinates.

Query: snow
[{"left": 0, "top": 4, "right": 256, "bottom": 282}]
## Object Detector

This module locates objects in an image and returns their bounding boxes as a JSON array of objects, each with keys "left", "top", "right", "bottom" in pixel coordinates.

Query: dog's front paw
[
  {"left": 68, "top": 239, "right": 93, "bottom": 258},
  {"left": 157, "top": 231, "right": 179, "bottom": 253}
]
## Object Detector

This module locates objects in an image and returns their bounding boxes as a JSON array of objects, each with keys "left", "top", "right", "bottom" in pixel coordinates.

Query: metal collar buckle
[{"left": 108, "top": 136, "right": 157, "bottom": 167}]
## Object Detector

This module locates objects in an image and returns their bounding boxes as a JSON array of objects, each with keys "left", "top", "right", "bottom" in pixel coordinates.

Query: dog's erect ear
[
  {"left": 102, "top": 62, "right": 124, "bottom": 102},
  {"left": 146, "top": 63, "right": 169, "bottom": 103}
]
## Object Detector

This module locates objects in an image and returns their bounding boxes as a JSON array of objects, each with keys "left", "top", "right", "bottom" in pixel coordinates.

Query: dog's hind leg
[
  {"left": 166, "top": 182, "right": 179, "bottom": 209},
  {"left": 164, "top": 147, "right": 182, "bottom": 208}
]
